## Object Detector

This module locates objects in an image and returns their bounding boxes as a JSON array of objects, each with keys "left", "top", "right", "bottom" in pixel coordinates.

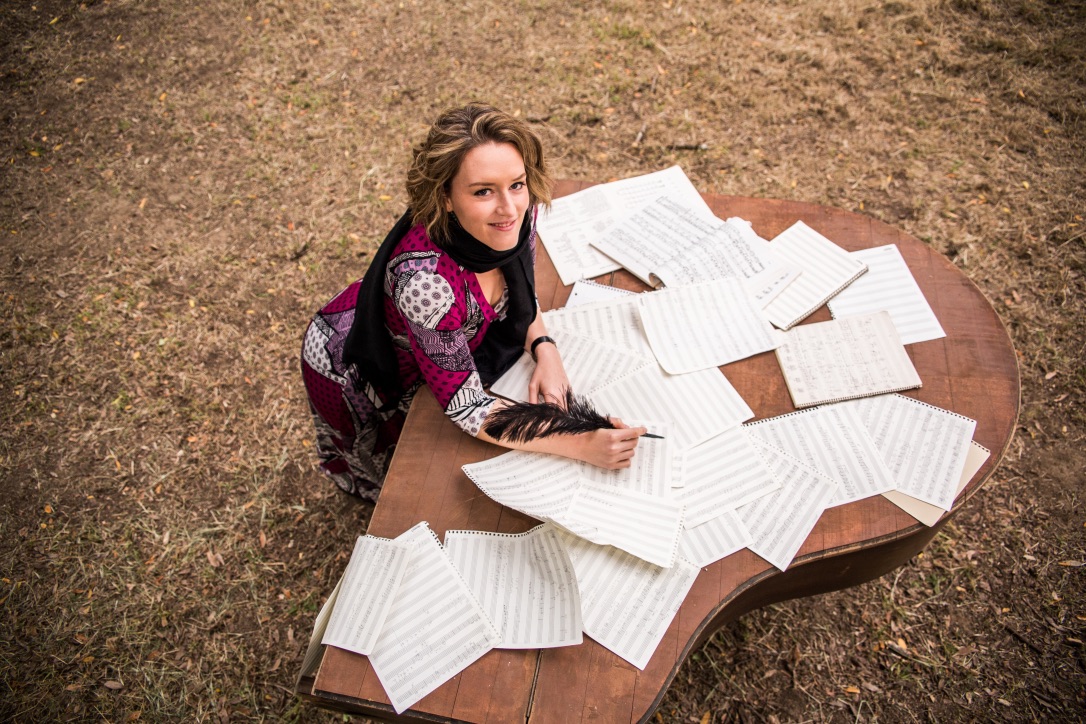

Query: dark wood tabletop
[{"left": 297, "top": 181, "right": 1020, "bottom": 723}]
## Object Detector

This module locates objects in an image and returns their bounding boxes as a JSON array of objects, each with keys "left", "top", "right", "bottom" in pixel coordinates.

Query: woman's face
[{"left": 444, "top": 142, "right": 529, "bottom": 252}]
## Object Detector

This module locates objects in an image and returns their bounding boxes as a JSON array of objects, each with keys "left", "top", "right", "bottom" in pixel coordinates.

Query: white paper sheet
[
  {"left": 558, "top": 478, "right": 683, "bottom": 568},
  {"left": 589, "top": 365, "right": 754, "bottom": 452},
  {"left": 461, "top": 450, "right": 581, "bottom": 523},
  {"left": 538, "top": 166, "right": 713, "bottom": 285},
  {"left": 322, "top": 535, "right": 412, "bottom": 656},
  {"left": 774, "top": 310, "right": 922, "bottom": 407},
  {"left": 883, "top": 441, "right": 990, "bottom": 525},
  {"left": 679, "top": 426, "right": 782, "bottom": 527},
  {"left": 738, "top": 441, "right": 838, "bottom": 570},
  {"left": 744, "top": 405, "right": 897, "bottom": 507},
  {"left": 763, "top": 220, "right": 868, "bottom": 329},
  {"left": 556, "top": 531, "right": 701, "bottom": 670},
  {"left": 544, "top": 295, "right": 655, "bottom": 359},
  {"left": 369, "top": 522, "right": 500, "bottom": 714},
  {"left": 444, "top": 524, "right": 583, "bottom": 649},
  {"left": 580, "top": 420, "right": 674, "bottom": 498},
  {"left": 299, "top": 576, "right": 343, "bottom": 682},
  {"left": 842, "top": 394, "right": 977, "bottom": 510},
  {"left": 637, "top": 279, "right": 779, "bottom": 374},
  {"left": 564, "top": 279, "right": 635, "bottom": 308},
  {"left": 679, "top": 510, "right": 753, "bottom": 568},
  {"left": 827, "top": 244, "right": 945, "bottom": 345},
  {"left": 488, "top": 330, "right": 650, "bottom": 403}
]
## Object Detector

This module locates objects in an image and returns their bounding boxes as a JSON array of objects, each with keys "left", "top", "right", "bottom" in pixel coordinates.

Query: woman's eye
[
  {"left": 511, "top": 181, "right": 526, "bottom": 190},
  {"left": 473, "top": 188, "right": 491, "bottom": 197}
]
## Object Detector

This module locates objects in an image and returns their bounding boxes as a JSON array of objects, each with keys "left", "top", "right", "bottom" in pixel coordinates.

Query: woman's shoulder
[{"left": 387, "top": 223, "right": 464, "bottom": 282}]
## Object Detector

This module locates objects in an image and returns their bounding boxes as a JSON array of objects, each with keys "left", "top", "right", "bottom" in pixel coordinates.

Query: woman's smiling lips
[{"left": 489, "top": 219, "right": 517, "bottom": 231}]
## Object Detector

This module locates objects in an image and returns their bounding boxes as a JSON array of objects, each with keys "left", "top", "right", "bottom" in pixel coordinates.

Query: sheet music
[
  {"left": 590, "top": 365, "right": 754, "bottom": 452},
  {"left": 637, "top": 279, "right": 780, "bottom": 374},
  {"left": 538, "top": 166, "right": 713, "bottom": 285},
  {"left": 461, "top": 450, "right": 581, "bottom": 522},
  {"left": 369, "top": 522, "right": 500, "bottom": 714},
  {"left": 679, "top": 426, "right": 781, "bottom": 527},
  {"left": 827, "top": 244, "right": 945, "bottom": 345},
  {"left": 444, "top": 524, "right": 583, "bottom": 649},
  {"left": 488, "top": 330, "right": 650, "bottom": 403},
  {"left": 299, "top": 576, "right": 342, "bottom": 681},
  {"left": 738, "top": 441, "right": 838, "bottom": 570},
  {"left": 842, "top": 394, "right": 977, "bottom": 510},
  {"left": 322, "top": 535, "right": 412, "bottom": 656},
  {"left": 762, "top": 220, "right": 868, "bottom": 329},
  {"left": 744, "top": 405, "right": 897, "bottom": 507},
  {"left": 775, "top": 311, "right": 922, "bottom": 408},
  {"left": 679, "top": 510, "right": 753, "bottom": 568},
  {"left": 558, "top": 478, "right": 683, "bottom": 568},
  {"left": 544, "top": 295, "right": 655, "bottom": 359},
  {"left": 580, "top": 420, "right": 673, "bottom": 498},
  {"left": 556, "top": 531, "right": 701, "bottom": 670},
  {"left": 883, "top": 441, "right": 990, "bottom": 525},
  {"left": 564, "top": 279, "right": 635, "bottom": 308}
]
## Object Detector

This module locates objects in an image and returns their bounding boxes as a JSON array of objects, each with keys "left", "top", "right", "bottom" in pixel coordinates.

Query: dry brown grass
[{"left": 1, "top": 0, "right": 1083, "bottom": 721}]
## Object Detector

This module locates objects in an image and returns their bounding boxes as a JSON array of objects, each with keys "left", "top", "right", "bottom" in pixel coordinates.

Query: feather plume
[{"left": 483, "top": 390, "right": 615, "bottom": 444}]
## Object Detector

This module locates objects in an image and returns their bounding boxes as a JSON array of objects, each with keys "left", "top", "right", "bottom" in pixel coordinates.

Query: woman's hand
[
  {"left": 528, "top": 342, "right": 571, "bottom": 406},
  {"left": 574, "top": 418, "right": 647, "bottom": 470}
]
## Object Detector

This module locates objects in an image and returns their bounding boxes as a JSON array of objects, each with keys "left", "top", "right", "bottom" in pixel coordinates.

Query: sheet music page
[
  {"left": 580, "top": 420, "right": 674, "bottom": 498},
  {"left": 544, "top": 295, "right": 655, "bottom": 359},
  {"left": 637, "top": 279, "right": 779, "bottom": 374},
  {"left": 444, "top": 524, "right": 583, "bottom": 649},
  {"left": 827, "top": 244, "right": 946, "bottom": 345},
  {"left": 775, "top": 311, "right": 922, "bottom": 408},
  {"left": 744, "top": 405, "right": 897, "bottom": 506},
  {"left": 762, "top": 220, "right": 868, "bottom": 329},
  {"left": 883, "top": 441, "right": 990, "bottom": 525},
  {"left": 679, "top": 510, "right": 753, "bottom": 567},
  {"left": 589, "top": 365, "right": 754, "bottom": 452},
  {"left": 841, "top": 394, "right": 977, "bottom": 510},
  {"left": 369, "top": 522, "right": 500, "bottom": 715},
  {"left": 322, "top": 535, "right": 413, "bottom": 656},
  {"left": 536, "top": 194, "right": 624, "bottom": 286},
  {"left": 299, "top": 575, "right": 342, "bottom": 681},
  {"left": 557, "top": 478, "right": 683, "bottom": 568},
  {"left": 564, "top": 279, "right": 635, "bottom": 308},
  {"left": 556, "top": 530, "right": 701, "bottom": 670},
  {"left": 488, "top": 330, "right": 650, "bottom": 403},
  {"left": 461, "top": 450, "right": 581, "bottom": 522},
  {"left": 738, "top": 441, "right": 838, "bottom": 570},
  {"left": 679, "top": 426, "right": 782, "bottom": 527}
]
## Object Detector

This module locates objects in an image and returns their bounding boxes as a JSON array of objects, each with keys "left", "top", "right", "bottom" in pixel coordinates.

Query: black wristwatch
[{"left": 530, "top": 335, "right": 557, "bottom": 360}]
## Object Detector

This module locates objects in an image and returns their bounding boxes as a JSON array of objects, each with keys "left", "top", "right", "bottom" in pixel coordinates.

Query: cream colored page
[
  {"left": 564, "top": 279, "right": 635, "bottom": 307},
  {"left": 774, "top": 311, "right": 922, "bottom": 407},
  {"left": 827, "top": 244, "right": 945, "bottom": 345},
  {"left": 537, "top": 194, "right": 624, "bottom": 285},
  {"left": 843, "top": 394, "right": 977, "bottom": 510},
  {"left": 299, "top": 576, "right": 342, "bottom": 681},
  {"left": 489, "top": 330, "right": 649, "bottom": 403},
  {"left": 444, "top": 524, "right": 582, "bottom": 649},
  {"left": 883, "top": 441, "right": 990, "bottom": 525},
  {"left": 738, "top": 441, "right": 838, "bottom": 571},
  {"left": 369, "top": 523, "right": 500, "bottom": 715},
  {"left": 322, "top": 535, "right": 412, "bottom": 656},
  {"left": 461, "top": 450, "right": 582, "bottom": 522},
  {"left": 590, "top": 365, "right": 754, "bottom": 452},
  {"left": 557, "top": 478, "right": 683, "bottom": 568},
  {"left": 544, "top": 296, "right": 655, "bottom": 359},
  {"left": 679, "top": 426, "right": 781, "bottom": 527},
  {"left": 557, "top": 530, "right": 701, "bottom": 670},
  {"left": 638, "top": 279, "right": 779, "bottom": 374},
  {"left": 744, "top": 405, "right": 896, "bottom": 506},
  {"left": 679, "top": 511, "right": 753, "bottom": 568},
  {"left": 763, "top": 220, "right": 868, "bottom": 329}
]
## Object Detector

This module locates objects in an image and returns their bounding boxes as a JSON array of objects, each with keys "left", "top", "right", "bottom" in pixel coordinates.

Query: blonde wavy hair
[{"left": 406, "top": 103, "right": 553, "bottom": 244}]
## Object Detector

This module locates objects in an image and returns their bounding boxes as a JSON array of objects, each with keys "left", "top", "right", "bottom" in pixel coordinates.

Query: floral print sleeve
[{"left": 389, "top": 257, "right": 496, "bottom": 437}]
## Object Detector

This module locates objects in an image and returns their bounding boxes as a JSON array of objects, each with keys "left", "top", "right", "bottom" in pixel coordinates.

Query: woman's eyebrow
[{"left": 467, "top": 173, "right": 526, "bottom": 188}]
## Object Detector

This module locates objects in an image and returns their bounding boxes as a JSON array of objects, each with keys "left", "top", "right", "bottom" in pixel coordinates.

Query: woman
[{"left": 301, "top": 103, "right": 645, "bottom": 501}]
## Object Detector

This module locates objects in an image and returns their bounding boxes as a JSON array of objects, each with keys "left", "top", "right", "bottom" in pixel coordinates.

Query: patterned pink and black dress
[{"left": 300, "top": 223, "right": 520, "bottom": 501}]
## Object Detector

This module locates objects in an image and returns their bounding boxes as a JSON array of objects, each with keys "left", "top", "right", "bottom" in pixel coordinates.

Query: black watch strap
[{"left": 530, "top": 335, "right": 556, "bottom": 360}]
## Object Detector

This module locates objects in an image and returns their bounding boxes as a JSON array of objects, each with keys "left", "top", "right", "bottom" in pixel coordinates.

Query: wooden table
[{"left": 297, "top": 183, "right": 1020, "bottom": 722}]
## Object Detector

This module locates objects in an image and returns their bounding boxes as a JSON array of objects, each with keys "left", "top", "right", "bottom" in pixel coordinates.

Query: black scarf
[{"left": 342, "top": 208, "right": 536, "bottom": 410}]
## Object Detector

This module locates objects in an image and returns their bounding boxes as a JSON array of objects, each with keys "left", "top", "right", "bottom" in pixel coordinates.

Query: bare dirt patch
[{"left": 1, "top": 0, "right": 1083, "bottom": 721}]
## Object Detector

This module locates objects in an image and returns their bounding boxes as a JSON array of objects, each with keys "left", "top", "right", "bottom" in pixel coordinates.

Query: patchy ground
[{"left": 1, "top": 0, "right": 1083, "bottom": 721}]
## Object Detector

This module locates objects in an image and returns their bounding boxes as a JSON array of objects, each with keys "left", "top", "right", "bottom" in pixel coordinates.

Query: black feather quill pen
[{"left": 482, "top": 390, "right": 615, "bottom": 444}]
